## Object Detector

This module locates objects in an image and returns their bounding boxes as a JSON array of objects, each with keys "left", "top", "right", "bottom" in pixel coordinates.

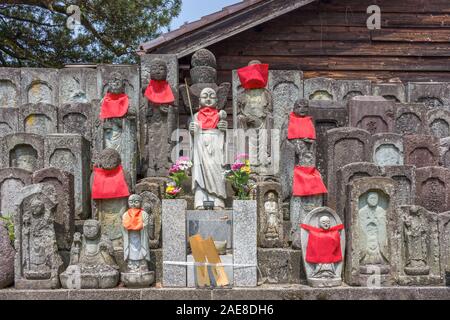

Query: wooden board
[
  {"left": 202, "top": 237, "right": 230, "bottom": 287},
  {"left": 188, "top": 234, "right": 210, "bottom": 287}
]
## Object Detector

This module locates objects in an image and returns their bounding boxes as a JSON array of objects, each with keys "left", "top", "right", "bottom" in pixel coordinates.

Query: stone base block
[
  {"left": 60, "top": 267, "right": 119, "bottom": 289},
  {"left": 15, "top": 278, "right": 60, "bottom": 290},
  {"left": 121, "top": 271, "right": 155, "bottom": 288},
  {"left": 308, "top": 277, "right": 342, "bottom": 288},
  {"left": 258, "top": 248, "right": 303, "bottom": 284},
  {"left": 398, "top": 275, "right": 444, "bottom": 286},
  {"left": 150, "top": 249, "right": 163, "bottom": 285}
]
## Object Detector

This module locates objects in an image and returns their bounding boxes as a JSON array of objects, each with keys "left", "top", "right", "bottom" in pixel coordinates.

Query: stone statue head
[
  {"left": 293, "top": 98, "right": 310, "bottom": 116},
  {"left": 191, "top": 49, "right": 216, "bottom": 68},
  {"left": 98, "top": 148, "right": 121, "bottom": 170},
  {"left": 104, "top": 118, "right": 123, "bottom": 140},
  {"left": 319, "top": 216, "right": 331, "bottom": 230},
  {"left": 29, "top": 197, "right": 45, "bottom": 218},
  {"left": 199, "top": 88, "right": 218, "bottom": 108},
  {"left": 266, "top": 192, "right": 276, "bottom": 202},
  {"left": 13, "top": 145, "right": 37, "bottom": 172},
  {"left": 367, "top": 192, "right": 379, "bottom": 207},
  {"left": 128, "top": 194, "right": 142, "bottom": 209},
  {"left": 83, "top": 220, "right": 101, "bottom": 240},
  {"left": 150, "top": 58, "right": 168, "bottom": 81},
  {"left": 107, "top": 72, "right": 126, "bottom": 94}
]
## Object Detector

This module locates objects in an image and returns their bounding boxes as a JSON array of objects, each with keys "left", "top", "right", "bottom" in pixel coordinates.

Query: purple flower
[{"left": 231, "top": 162, "right": 245, "bottom": 171}]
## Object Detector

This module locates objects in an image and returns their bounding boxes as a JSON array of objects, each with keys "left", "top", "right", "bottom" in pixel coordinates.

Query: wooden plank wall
[{"left": 177, "top": 0, "right": 450, "bottom": 123}]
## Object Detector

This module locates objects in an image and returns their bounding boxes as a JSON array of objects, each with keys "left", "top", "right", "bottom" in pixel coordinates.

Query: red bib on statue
[
  {"left": 287, "top": 113, "right": 316, "bottom": 140},
  {"left": 237, "top": 64, "right": 269, "bottom": 89},
  {"left": 92, "top": 165, "right": 130, "bottom": 200},
  {"left": 197, "top": 107, "right": 220, "bottom": 129},
  {"left": 122, "top": 209, "right": 143, "bottom": 231},
  {"left": 301, "top": 224, "right": 344, "bottom": 264},
  {"left": 292, "top": 166, "right": 328, "bottom": 196},
  {"left": 144, "top": 80, "right": 175, "bottom": 105},
  {"left": 100, "top": 93, "right": 129, "bottom": 119}
]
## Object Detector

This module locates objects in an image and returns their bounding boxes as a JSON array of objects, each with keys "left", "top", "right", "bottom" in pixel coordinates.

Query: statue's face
[
  {"left": 367, "top": 192, "right": 379, "bottom": 207},
  {"left": 128, "top": 195, "right": 142, "bottom": 209},
  {"left": 150, "top": 60, "right": 168, "bottom": 81},
  {"left": 16, "top": 154, "right": 36, "bottom": 171},
  {"left": 108, "top": 73, "right": 125, "bottom": 94},
  {"left": 199, "top": 88, "right": 218, "bottom": 108},
  {"left": 319, "top": 216, "right": 331, "bottom": 230},
  {"left": 84, "top": 221, "right": 100, "bottom": 240},
  {"left": 293, "top": 99, "right": 309, "bottom": 116},
  {"left": 30, "top": 198, "right": 45, "bottom": 217},
  {"left": 267, "top": 193, "right": 276, "bottom": 201}
]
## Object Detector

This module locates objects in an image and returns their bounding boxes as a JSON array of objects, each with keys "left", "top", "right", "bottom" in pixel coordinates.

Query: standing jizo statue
[
  {"left": 190, "top": 88, "right": 228, "bottom": 210},
  {"left": 100, "top": 71, "right": 132, "bottom": 120}
]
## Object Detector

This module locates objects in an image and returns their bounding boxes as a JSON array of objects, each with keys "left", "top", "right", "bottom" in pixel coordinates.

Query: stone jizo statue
[{"left": 264, "top": 192, "right": 280, "bottom": 240}]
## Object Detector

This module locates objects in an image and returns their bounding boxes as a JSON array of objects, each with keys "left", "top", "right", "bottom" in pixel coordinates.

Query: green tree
[{"left": 0, "top": 0, "right": 181, "bottom": 67}]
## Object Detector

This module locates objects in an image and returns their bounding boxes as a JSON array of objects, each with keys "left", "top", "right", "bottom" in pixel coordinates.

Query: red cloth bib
[
  {"left": 144, "top": 80, "right": 175, "bottom": 105},
  {"left": 288, "top": 113, "right": 316, "bottom": 140},
  {"left": 292, "top": 166, "right": 328, "bottom": 197},
  {"left": 301, "top": 224, "right": 344, "bottom": 264},
  {"left": 91, "top": 165, "right": 130, "bottom": 200},
  {"left": 237, "top": 63, "right": 269, "bottom": 89},
  {"left": 123, "top": 209, "right": 144, "bottom": 231},
  {"left": 197, "top": 107, "right": 220, "bottom": 130},
  {"left": 100, "top": 93, "right": 129, "bottom": 119}
]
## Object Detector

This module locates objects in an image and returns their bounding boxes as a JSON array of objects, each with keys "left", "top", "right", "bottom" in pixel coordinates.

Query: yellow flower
[
  {"left": 245, "top": 160, "right": 250, "bottom": 166},
  {"left": 241, "top": 166, "right": 251, "bottom": 174},
  {"left": 166, "top": 186, "right": 175, "bottom": 193}
]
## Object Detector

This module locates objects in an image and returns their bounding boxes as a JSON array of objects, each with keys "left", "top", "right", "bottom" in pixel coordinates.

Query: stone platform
[{"left": 0, "top": 285, "right": 449, "bottom": 300}]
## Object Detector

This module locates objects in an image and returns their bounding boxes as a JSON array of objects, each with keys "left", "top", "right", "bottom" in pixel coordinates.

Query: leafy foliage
[
  {"left": 0, "top": 0, "right": 181, "bottom": 67},
  {"left": 0, "top": 216, "right": 15, "bottom": 245}
]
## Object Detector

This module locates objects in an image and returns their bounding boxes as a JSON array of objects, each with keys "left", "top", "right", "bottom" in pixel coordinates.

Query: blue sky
[{"left": 168, "top": 0, "right": 241, "bottom": 31}]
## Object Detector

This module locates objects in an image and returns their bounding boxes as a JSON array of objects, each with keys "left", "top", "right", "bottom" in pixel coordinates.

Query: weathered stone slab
[
  {"left": 258, "top": 248, "right": 302, "bottom": 284},
  {"left": 345, "top": 177, "right": 397, "bottom": 286},
  {"left": 0, "top": 133, "right": 45, "bottom": 172},
  {"left": 394, "top": 103, "right": 429, "bottom": 135},
  {"left": 58, "top": 67, "right": 99, "bottom": 104},
  {"left": 136, "top": 180, "right": 162, "bottom": 249},
  {"left": 256, "top": 182, "right": 284, "bottom": 248},
  {"left": 44, "top": 134, "right": 91, "bottom": 220},
  {"left": 0, "top": 168, "right": 32, "bottom": 218},
  {"left": 186, "top": 210, "right": 233, "bottom": 249},
  {"left": 304, "top": 78, "right": 370, "bottom": 104},
  {"left": 14, "top": 184, "right": 64, "bottom": 289},
  {"left": 0, "top": 108, "right": 19, "bottom": 138},
  {"left": 20, "top": 68, "right": 59, "bottom": 105},
  {"left": 19, "top": 103, "right": 58, "bottom": 136},
  {"left": 439, "top": 137, "right": 450, "bottom": 170},
  {"left": 162, "top": 199, "right": 187, "bottom": 287},
  {"left": 290, "top": 194, "right": 323, "bottom": 249},
  {"left": 415, "top": 166, "right": 450, "bottom": 213},
  {"left": 395, "top": 206, "right": 443, "bottom": 286},
  {"left": 336, "top": 162, "right": 382, "bottom": 221},
  {"left": 426, "top": 109, "right": 450, "bottom": 139},
  {"left": 32, "top": 168, "right": 75, "bottom": 251},
  {"left": 372, "top": 133, "right": 404, "bottom": 166},
  {"left": 0, "top": 68, "right": 21, "bottom": 108},
  {"left": 438, "top": 212, "right": 450, "bottom": 283},
  {"left": 336, "top": 80, "right": 371, "bottom": 102},
  {"left": 408, "top": 82, "right": 450, "bottom": 110},
  {"left": 382, "top": 165, "right": 416, "bottom": 206},
  {"left": 326, "top": 127, "right": 372, "bottom": 210},
  {"left": 0, "top": 220, "right": 15, "bottom": 288},
  {"left": 404, "top": 135, "right": 440, "bottom": 168},
  {"left": 233, "top": 200, "right": 257, "bottom": 287},
  {"left": 371, "top": 82, "right": 406, "bottom": 103},
  {"left": 349, "top": 96, "right": 395, "bottom": 135},
  {"left": 58, "top": 103, "right": 93, "bottom": 142}
]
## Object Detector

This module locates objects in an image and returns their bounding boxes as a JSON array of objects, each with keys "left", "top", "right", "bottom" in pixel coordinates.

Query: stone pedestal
[
  {"left": 258, "top": 248, "right": 302, "bottom": 284},
  {"left": 121, "top": 271, "right": 155, "bottom": 289},
  {"left": 0, "top": 220, "right": 14, "bottom": 289}
]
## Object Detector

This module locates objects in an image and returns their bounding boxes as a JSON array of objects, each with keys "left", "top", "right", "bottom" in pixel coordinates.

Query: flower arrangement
[
  {"left": 225, "top": 154, "right": 255, "bottom": 200},
  {"left": 165, "top": 157, "right": 193, "bottom": 199}
]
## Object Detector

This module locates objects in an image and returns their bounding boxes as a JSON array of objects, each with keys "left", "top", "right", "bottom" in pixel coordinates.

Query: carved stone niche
[
  {"left": 301, "top": 207, "right": 345, "bottom": 288},
  {"left": 404, "top": 134, "right": 440, "bottom": 168},
  {"left": 98, "top": 64, "right": 140, "bottom": 116},
  {"left": 58, "top": 67, "right": 99, "bottom": 105},
  {"left": 415, "top": 166, "right": 450, "bottom": 214},
  {"left": 326, "top": 127, "right": 372, "bottom": 210},
  {"left": 32, "top": 168, "right": 75, "bottom": 252},
  {"left": 395, "top": 206, "right": 442, "bottom": 286},
  {"left": 336, "top": 162, "right": 382, "bottom": 222},
  {"left": 58, "top": 103, "right": 93, "bottom": 142},
  {"left": 372, "top": 133, "right": 404, "bottom": 167},
  {"left": 335, "top": 80, "right": 371, "bottom": 103},
  {"left": 394, "top": 103, "right": 429, "bottom": 136},
  {"left": 19, "top": 103, "right": 58, "bottom": 136},
  {"left": 349, "top": 96, "right": 395, "bottom": 135},
  {"left": 256, "top": 182, "right": 284, "bottom": 248},
  {"left": 408, "top": 82, "right": 450, "bottom": 111},
  {"left": 0, "top": 133, "right": 45, "bottom": 172},
  {"left": 20, "top": 68, "right": 59, "bottom": 105},
  {"left": 92, "top": 101, "right": 138, "bottom": 187},
  {"left": 304, "top": 78, "right": 370, "bottom": 105},
  {"left": 0, "top": 108, "right": 19, "bottom": 138},
  {"left": 382, "top": 165, "right": 416, "bottom": 206},
  {"left": 135, "top": 180, "right": 162, "bottom": 249},
  {"left": 0, "top": 68, "right": 21, "bottom": 108},
  {"left": 438, "top": 212, "right": 450, "bottom": 284},
  {"left": 371, "top": 82, "right": 406, "bottom": 103},
  {"left": 0, "top": 168, "right": 32, "bottom": 218},
  {"left": 426, "top": 109, "right": 450, "bottom": 139},
  {"left": 345, "top": 177, "right": 397, "bottom": 286},
  {"left": 439, "top": 137, "right": 450, "bottom": 170},
  {"left": 44, "top": 134, "right": 91, "bottom": 220},
  {"left": 14, "top": 184, "right": 64, "bottom": 289}
]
